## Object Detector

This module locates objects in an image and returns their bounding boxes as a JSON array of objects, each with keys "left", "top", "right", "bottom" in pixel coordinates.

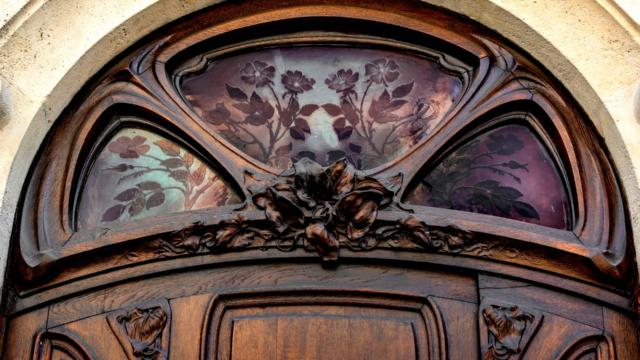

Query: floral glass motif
[
  {"left": 77, "top": 128, "right": 241, "bottom": 229},
  {"left": 180, "top": 47, "right": 461, "bottom": 170},
  {"left": 405, "top": 124, "right": 570, "bottom": 229}
]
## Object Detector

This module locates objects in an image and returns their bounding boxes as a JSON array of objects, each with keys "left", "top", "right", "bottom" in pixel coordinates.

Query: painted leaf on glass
[
  {"left": 404, "top": 124, "right": 570, "bottom": 229},
  {"left": 180, "top": 47, "right": 462, "bottom": 170},
  {"left": 77, "top": 128, "right": 241, "bottom": 229}
]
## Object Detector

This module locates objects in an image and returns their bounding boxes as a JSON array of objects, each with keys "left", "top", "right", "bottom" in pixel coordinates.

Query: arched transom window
[{"left": 11, "top": 0, "right": 633, "bottom": 334}]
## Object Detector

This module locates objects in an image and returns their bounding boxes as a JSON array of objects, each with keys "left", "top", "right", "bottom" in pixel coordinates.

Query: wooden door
[
  {"left": 4, "top": 263, "right": 638, "bottom": 359},
  {"left": 2, "top": 1, "right": 638, "bottom": 359}
]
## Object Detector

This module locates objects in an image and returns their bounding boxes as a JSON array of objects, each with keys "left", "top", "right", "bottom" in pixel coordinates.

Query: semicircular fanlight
[
  {"left": 76, "top": 127, "right": 241, "bottom": 229},
  {"left": 404, "top": 124, "right": 570, "bottom": 229},
  {"left": 179, "top": 46, "right": 462, "bottom": 170}
]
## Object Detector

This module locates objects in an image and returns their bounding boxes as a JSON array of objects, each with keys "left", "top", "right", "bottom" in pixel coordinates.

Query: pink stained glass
[
  {"left": 404, "top": 124, "right": 570, "bottom": 229},
  {"left": 180, "top": 46, "right": 462, "bottom": 170},
  {"left": 77, "top": 128, "right": 241, "bottom": 229}
]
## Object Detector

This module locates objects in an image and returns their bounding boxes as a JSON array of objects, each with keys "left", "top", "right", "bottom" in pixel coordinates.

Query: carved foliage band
[{"left": 136, "top": 158, "right": 475, "bottom": 262}]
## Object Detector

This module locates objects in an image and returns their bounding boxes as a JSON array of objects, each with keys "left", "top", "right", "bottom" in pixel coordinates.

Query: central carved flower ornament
[
  {"left": 143, "top": 158, "right": 473, "bottom": 263},
  {"left": 245, "top": 158, "right": 402, "bottom": 261}
]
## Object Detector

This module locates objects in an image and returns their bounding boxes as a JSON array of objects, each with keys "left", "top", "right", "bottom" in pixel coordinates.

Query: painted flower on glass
[
  {"left": 202, "top": 102, "right": 231, "bottom": 125},
  {"left": 232, "top": 92, "right": 275, "bottom": 125},
  {"left": 282, "top": 70, "right": 316, "bottom": 95},
  {"left": 240, "top": 60, "right": 275, "bottom": 87},
  {"left": 107, "top": 135, "right": 150, "bottom": 159},
  {"left": 81, "top": 130, "right": 240, "bottom": 227},
  {"left": 180, "top": 47, "right": 461, "bottom": 170},
  {"left": 325, "top": 69, "right": 359, "bottom": 93},
  {"left": 365, "top": 58, "right": 400, "bottom": 85}
]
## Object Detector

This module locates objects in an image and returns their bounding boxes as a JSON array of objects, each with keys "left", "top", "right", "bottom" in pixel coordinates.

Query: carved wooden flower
[
  {"left": 245, "top": 158, "right": 402, "bottom": 261},
  {"left": 482, "top": 304, "right": 534, "bottom": 360},
  {"left": 116, "top": 306, "right": 167, "bottom": 360}
]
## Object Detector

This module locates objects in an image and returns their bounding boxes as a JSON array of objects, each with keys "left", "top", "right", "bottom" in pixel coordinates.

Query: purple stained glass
[
  {"left": 404, "top": 125, "right": 570, "bottom": 229},
  {"left": 77, "top": 128, "right": 241, "bottom": 229},
  {"left": 180, "top": 46, "right": 462, "bottom": 170}
]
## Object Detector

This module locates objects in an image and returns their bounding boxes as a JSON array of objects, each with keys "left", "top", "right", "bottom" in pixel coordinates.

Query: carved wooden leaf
[
  {"left": 107, "top": 299, "right": 171, "bottom": 360},
  {"left": 479, "top": 299, "right": 543, "bottom": 360}
]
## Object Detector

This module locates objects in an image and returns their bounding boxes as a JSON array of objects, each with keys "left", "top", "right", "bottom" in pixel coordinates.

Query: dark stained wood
[
  {"left": 233, "top": 316, "right": 416, "bottom": 359},
  {"left": 168, "top": 294, "right": 210, "bottom": 359},
  {"left": 10, "top": 0, "right": 634, "bottom": 291},
  {"left": 1, "top": 307, "right": 48, "bottom": 359},
  {"left": 45, "top": 263, "right": 477, "bottom": 328},
  {"left": 50, "top": 314, "right": 126, "bottom": 359},
  {"left": 1, "top": 0, "right": 639, "bottom": 359}
]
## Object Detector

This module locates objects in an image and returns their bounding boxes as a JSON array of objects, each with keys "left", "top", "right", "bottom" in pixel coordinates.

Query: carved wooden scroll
[
  {"left": 107, "top": 300, "right": 171, "bottom": 360},
  {"left": 480, "top": 299, "right": 542, "bottom": 360}
]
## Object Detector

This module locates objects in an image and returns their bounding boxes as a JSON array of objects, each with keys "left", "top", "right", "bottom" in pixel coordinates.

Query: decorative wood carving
[
  {"left": 2, "top": 2, "right": 639, "bottom": 360},
  {"left": 32, "top": 332, "right": 92, "bottom": 360},
  {"left": 480, "top": 300, "right": 542, "bottom": 360},
  {"left": 558, "top": 335, "right": 614, "bottom": 360},
  {"left": 107, "top": 300, "right": 171, "bottom": 360},
  {"left": 4, "top": 0, "right": 635, "bottom": 332},
  {"left": 130, "top": 158, "right": 475, "bottom": 263}
]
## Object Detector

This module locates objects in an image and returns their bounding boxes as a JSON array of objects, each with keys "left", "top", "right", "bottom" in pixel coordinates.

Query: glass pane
[
  {"left": 404, "top": 124, "right": 570, "bottom": 229},
  {"left": 77, "top": 128, "right": 241, "bottom": 229},
  {"left": 180, "top": 46, "right": 462, "bottom": 169}
]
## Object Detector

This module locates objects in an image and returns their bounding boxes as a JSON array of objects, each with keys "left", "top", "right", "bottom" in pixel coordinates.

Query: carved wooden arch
[
  {"left": 557, "top": 334, "right": 615, "bottom": 360},
  {"left": 10, "top": 0, "right": 635, "bottom": 312},
  {"left": 32, "top": 331, "right": 92, "bottom": 360}
]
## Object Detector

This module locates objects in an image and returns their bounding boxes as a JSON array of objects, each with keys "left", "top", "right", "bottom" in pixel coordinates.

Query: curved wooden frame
[{"left": 8, "top": 0, "right": 635, "bottom": 315}]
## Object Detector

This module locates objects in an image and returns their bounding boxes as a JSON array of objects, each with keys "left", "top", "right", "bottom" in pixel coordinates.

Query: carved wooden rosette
[
  {"left": 107, "top": 300, "right": 171, "bottom": 360},
  {"left": 129, "top": 158, "right": 475, "bottom": 263},
  {"left": 479, "top": 299, "right": 543, "bottom": 360}
]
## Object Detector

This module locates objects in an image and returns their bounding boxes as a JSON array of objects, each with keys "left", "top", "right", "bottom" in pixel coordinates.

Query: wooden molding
[{"left": 8, "top": 0, "right": 635, "bottom": 308}]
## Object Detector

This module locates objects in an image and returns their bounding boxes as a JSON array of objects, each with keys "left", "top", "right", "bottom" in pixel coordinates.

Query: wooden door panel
[
  {"left": 429, "top": 297, "right": 479, "bottom": 360},
  {"left": 11, "top": 266, "right": 638, "bottom": 360},
  {"left": 205, "top": 292, "right": 446, "bottom": 360},
  {"left": 1, "top": 308, "right": 48, "bottom": 360},
  {"left": 230, "top": 316, "right": 416, "bottom": 360},
  {"left": 44, "top": 315, "right": 126, "bottom": 360},
  {"left": 478, "top": 274, "right": 603, "bottom": 328},
  {"left": 603, "top": 307, "right": 640, "bottom": 360},
  {"left": 32, "top": 331, "right": 92, "bottom": 360},
  {"left": 477, "top": 274, "right": 627, "bottom": 360},
  {"left": 169, "top": 294, "right": 211, "bottom": 360},
  {"left": 522, "top": 315, "right": 609, "bottom": 360}
]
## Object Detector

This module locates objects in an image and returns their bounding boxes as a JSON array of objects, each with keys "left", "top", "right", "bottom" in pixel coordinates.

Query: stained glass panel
[
  {"left": 180, "top": 46, "right": 462, "bottom": 169},
  {"left": 404, "top": 124, "right": 570, "bottom": 229},
  {"left": 77, "top": 128, "right": 241, "bottom": 229}
]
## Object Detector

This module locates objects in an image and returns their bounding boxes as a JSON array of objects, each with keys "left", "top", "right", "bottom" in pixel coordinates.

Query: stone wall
[{"left": 0, "top": 0, "right": 639, "bottom": 289}]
